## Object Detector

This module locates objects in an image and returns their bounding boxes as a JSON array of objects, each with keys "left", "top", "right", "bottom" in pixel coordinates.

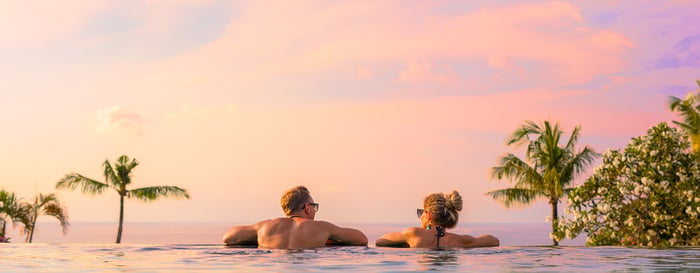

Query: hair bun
[{"left": 445, "top": 190, "right": 463, "bottom": 211}]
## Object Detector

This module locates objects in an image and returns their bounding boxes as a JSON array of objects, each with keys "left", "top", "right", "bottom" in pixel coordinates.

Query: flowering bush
[{"left": 555, "top": 122, "right": 700, "bottom": 247}]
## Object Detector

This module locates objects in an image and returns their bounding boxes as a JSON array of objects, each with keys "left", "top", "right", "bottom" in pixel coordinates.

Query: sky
[{"left": 0, "top": 0, "right": 698, "bottom": 226}]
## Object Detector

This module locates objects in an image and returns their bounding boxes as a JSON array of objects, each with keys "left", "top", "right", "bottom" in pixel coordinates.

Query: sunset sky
[{"left": 1, "top": 0, "right": 698, "bottom": 226}]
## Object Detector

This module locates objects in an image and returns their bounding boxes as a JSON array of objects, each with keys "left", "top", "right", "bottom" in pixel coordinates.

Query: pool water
[{"left": 2, "top": 244, "right": 699, "bottom": 272}]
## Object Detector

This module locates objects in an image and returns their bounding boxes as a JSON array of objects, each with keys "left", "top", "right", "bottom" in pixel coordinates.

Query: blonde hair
[
  {"left": 280, "top": 186, "right": 311, "bottom": 216},
  {"left": 423, "top": 190, "right": 463, "bottom": 228}
]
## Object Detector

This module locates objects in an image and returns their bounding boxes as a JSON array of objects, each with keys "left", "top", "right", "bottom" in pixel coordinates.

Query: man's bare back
[{"left": 222, "top": 186, "right": 368, "bottom": 249}]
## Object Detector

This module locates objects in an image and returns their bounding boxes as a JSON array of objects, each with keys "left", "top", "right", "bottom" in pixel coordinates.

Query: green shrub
[{"left": 556, "top": 122, "right": 700, "bottom": 247}]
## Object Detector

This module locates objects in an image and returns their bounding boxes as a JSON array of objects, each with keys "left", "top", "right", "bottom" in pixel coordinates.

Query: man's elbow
[{"left": 358, "top": 235, "right": 369, "bottom": 246}]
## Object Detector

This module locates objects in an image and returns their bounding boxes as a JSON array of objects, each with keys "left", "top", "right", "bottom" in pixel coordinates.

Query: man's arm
[
  {"left": 459, "top": 234, "right": 500, "bottom": 247},
  {"left": 222, "top": 221, "right": 266, "bottom": 245},
  {"left": 323, "top": 221, "right": 368, "bottom": 246}
]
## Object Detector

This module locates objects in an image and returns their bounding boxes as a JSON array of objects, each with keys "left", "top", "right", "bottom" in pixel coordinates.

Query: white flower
[
  {"left": 546, "top": 215, "right": 552, "bottom": 222},
  {"left": 647, "top": 229, "right": 657, "bottom": 236},
  {"left": 669, "top": 238, "right": 677, "bottom": 245},
  {"left": 650, "top": 150, "right": 658, "bottom": 157},
  {"left": 587, "top": 214, "right": 596, "bottom": 222}
]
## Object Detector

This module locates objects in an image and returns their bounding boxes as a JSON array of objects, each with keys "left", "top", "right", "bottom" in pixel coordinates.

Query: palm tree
[
  {"left": 487, "top": 121, "right": 598, "bottom": 246},
  {"left": 23, "top": 193, "right": 69, "bottom": 243},
  {"left": 55, "top": 155, "right": 190, "bottom": 243},
  {"left": 0, "top": 190, "right": 31, "bottom": 242},
  {"left": 667, "top": 80, "right": 700, "bottom": 154}
]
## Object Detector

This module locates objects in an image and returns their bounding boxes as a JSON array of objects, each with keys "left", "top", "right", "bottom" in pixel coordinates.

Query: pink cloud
[
  {"left": 95, "top": 105, "right": 144, "bottom": 136},
  {"left": 138, "top": 1, "right": 634, "bottom": 97}
]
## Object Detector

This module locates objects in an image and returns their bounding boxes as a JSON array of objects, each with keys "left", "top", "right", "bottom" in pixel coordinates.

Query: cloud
[
  {"left": 655, "top": 35, "right": 700, "bottom": 68},
  {"left": 135, "top": 1, "right": 634, "bottom": 101},
  {"left": 95, "top": 106, "right": 144, "bottom": 136}
]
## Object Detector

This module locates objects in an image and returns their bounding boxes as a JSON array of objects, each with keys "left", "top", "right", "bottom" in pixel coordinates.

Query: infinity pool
[{"left": 2, "top": 244, "right": 699, "bottom": 272}]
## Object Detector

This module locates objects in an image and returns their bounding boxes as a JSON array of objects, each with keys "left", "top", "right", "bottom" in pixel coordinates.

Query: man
[{"left": 222, "top": 186, "right": 368, "bottom": 249}]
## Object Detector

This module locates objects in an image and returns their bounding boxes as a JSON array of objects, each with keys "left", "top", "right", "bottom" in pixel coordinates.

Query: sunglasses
[
  {"left": 416, "top": 208, "right": 425, "bottom": 219},
  {"left": 308, "top": 202, "right": 319, "bottom": 212}
]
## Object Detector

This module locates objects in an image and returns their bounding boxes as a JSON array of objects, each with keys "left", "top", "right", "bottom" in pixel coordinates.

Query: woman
[{"left": 376, "top": 190, "right": 499, "bottom": 248}]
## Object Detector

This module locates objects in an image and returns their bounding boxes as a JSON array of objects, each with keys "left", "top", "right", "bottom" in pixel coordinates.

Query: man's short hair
[{"left": 281, "top": 186, "right": 311, "bottom": 216}]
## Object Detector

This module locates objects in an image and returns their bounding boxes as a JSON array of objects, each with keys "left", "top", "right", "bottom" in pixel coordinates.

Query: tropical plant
[
  {"left": 0, "top": 190, "right": 31, "bottom": 243},
  {"left": 56, "top": 155, "right": 190, "bottom": 243},
  {"left": 556, "top": 123, "right": 700, "bottom": 246},
  {"left": 667, "top": 80, "right": 700, "bottom": 154},
  {"left": 487, "top": 120, "right": 599, "bottom": 246},
  {"left": 23, "top": 193, "right": 69, "bottom": 243}
]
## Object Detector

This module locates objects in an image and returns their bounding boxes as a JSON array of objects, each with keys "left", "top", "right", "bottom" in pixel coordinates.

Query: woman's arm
[
  {"left": 459, "top": 234, "right": 500, "bottom": 247},
  {"left": 375, "top": 228, "right": 416, "bottom": 247}
]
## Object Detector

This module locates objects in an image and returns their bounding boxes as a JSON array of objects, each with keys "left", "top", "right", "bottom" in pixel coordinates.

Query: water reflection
[{"left": 418, "top": 249, "right": 459, "bottom": 269}]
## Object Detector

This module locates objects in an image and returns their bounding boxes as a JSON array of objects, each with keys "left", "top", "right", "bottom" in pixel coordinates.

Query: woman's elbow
[{"left": 485, "top": 235, "right": 500, "bottom": 246}]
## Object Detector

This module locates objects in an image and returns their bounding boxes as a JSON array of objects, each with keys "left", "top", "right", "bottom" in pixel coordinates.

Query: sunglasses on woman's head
[{"left": 416, "top": 208, "right": 424, "bottom": 219}]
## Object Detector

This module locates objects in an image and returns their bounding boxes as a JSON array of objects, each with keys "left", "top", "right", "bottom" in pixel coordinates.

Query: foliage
[
  {"left": 23, "top": 193, "right": 69, "bottom": 243},
  {"left": 56, "top": 155, "right": 190, "bottom": 243},
  {"left": 667, "top": 80, "right": 700, "bottom": 154},
  {"left": 0, "top": 190, "right": 31, "bottom": 242},
  {"left": 488, "top": 120, "right": 599, "bottom": 246},
  {"left": 556, "top": 122, "right": 700, "bottom": 247}
]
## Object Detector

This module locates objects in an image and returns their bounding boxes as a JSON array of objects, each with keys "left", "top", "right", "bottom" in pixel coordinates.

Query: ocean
[
  {"left": 3, "top": 221, "right": 580, "bottom": 245},
  {"left": 2, "top": 222, "right": 699, "bottom": 272}
]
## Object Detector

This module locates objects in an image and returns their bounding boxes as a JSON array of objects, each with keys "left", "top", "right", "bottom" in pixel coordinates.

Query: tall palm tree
[
  {"left": 55, "top": 155, "right": 190, "bottom": 243},
  {"left": 0, "top": 190, "right": 31, "bottom": 242},
  {"left": 667, "top": 80, "right": 700, "bottom": 154},
  {"left": 487, "top": 121, "right": 598, "bottom": 246},
  {"left": 23, "top": 193, "right": 69, "bottom": 243}
]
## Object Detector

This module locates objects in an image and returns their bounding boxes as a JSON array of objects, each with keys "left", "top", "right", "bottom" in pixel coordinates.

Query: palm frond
[
  {"left": 485, "top": 188, "right": 544, "bottom": 208},
  {"left": 115, "top": 155, "right": 139, "bottom": 186},
  {"left": 102, "top": 160, "right": 122, "bottom": 189},
  {"left": 491, "top": 153, "right": 541, "bottom": 179},
  {"left": 565, "top": 125, "right": 582, "bottom": 151},
  {"left": 128, "top": 186, "right": 190, "bottom": 202},
  {"left": 56, "top": 173, "right": 110, "bottom": 195},
  {"left": 507, "top": 120, "right": 541, "bottom": 147},
  {"left": 43, "top": 203, "right": 69, "bottom": 234}
]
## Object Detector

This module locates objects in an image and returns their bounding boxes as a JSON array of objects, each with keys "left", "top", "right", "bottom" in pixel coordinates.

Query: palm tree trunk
[
  {"left": 27, "top": 212, "right": 38, "bottom": 243},
  {"left": 116, "top": 194, "right": 124, "bottom": 244},
  {"left": 551, "top": 200, "right": 559, "bottom": 246}
]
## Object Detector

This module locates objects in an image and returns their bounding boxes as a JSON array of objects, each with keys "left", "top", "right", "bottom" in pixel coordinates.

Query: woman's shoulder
[{"left": 402, "top": 227, "right": 424, "bottom": 235}]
